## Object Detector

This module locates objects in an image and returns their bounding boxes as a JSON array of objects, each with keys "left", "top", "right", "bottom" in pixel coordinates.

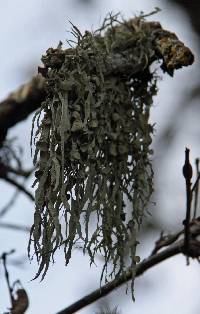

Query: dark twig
[
  {"left": 2, "top": 163, "right": 34, "bottom": 178},
  {"left": 4, "top": 176, "right": 34, "bottom": 201},
  {"left": 56, "top": 242, "right": 182, "bottom": 314},
  {"left": 151, "top": 218, "right": 200, "bottom": 255},
  {"left": 0, "top": 222, "right": 30, "bottom": 232},
  {"left": 1, "top": 252, "right": 29, "bottom": 313},
  {"left": 151, "top": 230, "right": 182, "bottom": 255},
  {"left": 193, "top": 158, "right": 199, "bottom": 218},
  {"left": 56, "top": 218, "right": 200, "bottom": 314},
  {"left": 0, "top": 167, "right": 34, "bottom": 218},
  {"left": 182, "top": 148, "right": 193, "bottom": 254},
  {"left": 0, "top": 189, "right": 22, "bottom": 219},
  {"left": 1, "top": 250, "right": 15, "bottom": 306},
  {"left": 191, "top": 172, "right": 200, "bottom": 193}
]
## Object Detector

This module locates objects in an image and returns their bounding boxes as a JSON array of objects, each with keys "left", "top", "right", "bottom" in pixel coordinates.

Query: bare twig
[
  {"left": 1, "top": 250, "right": 15, "bottom": 305},
  {"left": 56, "top": 218, "right": 200, "bottom": 314},
  {"left": 0, "top": 189, "right": 20, "bottom": 218},
  {"left": 193, "top": 158, "right": 199, "bottom": 218},
  {"left": 0, "top": 222, "right": 30, "bottom": 232},
  {"left": 0, "top": 166, "right": 34, "bottom": 218},
  {"left": 0, "top": 252, "right": 29, "bottom": 314},
  {"left": 151, "top": 230, "right": 182, "bottom": 255},
  {"left": 182, "top": 148, "right": 193, "bottom": 253},
  {"left": 56, "top": 242, "right": 182, "bottom": 314},
  {"left": 2, "top": 163, "right": 33, "bottom": 178},
  {"left": 4, "top": 176, "right": 34, "bottom": 201},
  {"left": 191, "top": 172, "right": 200, "bottom": 193}
]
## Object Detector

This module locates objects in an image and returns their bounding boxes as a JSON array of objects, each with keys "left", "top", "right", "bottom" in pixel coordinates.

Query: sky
[{"left": 0, "top": 1, "right": 199, "bottom": 313}]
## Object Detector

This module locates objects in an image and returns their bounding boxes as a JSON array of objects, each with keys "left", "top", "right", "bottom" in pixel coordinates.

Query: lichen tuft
[{"left": 30, "top": 11, "right": 160, "bottom": 290}]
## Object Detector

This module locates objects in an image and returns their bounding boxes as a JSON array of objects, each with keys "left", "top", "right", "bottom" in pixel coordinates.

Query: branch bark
[
  {"left": 56, "top": 217, "right": 200, "bottom": 314},
  {"left": 0, "top": 74, "right": 46, "bottom": 145},
  {"left": 56, "top": 241, "right": 182, "bottom": 314}
]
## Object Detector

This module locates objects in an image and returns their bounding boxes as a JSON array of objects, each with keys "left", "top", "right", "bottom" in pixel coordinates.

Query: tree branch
[
  {"left": 56, "top": 217, "right": 200, "bottom": 314},
  {"left": 56, "top": 241, "right": 182, "bottom": 314},
  {"left": 0, "top": 74, "right": 46, "bottom": 145}
]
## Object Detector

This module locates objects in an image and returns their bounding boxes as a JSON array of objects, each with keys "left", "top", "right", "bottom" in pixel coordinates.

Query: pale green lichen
[{"left": 30, "top": 10, "right": 160, "bottom": 290}]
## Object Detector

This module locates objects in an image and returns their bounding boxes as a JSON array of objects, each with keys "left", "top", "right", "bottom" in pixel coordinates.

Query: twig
[
  {"left": 0, "top": 167, "right": 34, "bottom": 218},
  {"left": 2, "top": 163, "right": 34, "bottom": 178},
  {"left": 1, "top": 250, "right": 15, "bottom": 306},
  {"left": 56, "top": 241, "right": 182, "bottom": 314},
  {"left": 0, "top": 189, "right": 20, "bottom": 218},
  {"left": 151, "top": 230, "right": 182, "bottom": 255},
  {"left": 0, "top": 222, "right": 30, "bottom": 232},
  {"left": 0, "top": 252, "right": 29, "bottom": 313},
  {"left": 182, "top": 148, "right": 193, "bottom": 253},
  {"left": 191, "top": 172, "right": 200, "bottom": 193},
  {"left": 56, "top": 218, "right": 200, "bottom": 314},
  {"left": 4, "top": 176, "right": 34, "bottom": 201},
  {"left": 193, "top": 158, "right": 199, "bottom": 218}
]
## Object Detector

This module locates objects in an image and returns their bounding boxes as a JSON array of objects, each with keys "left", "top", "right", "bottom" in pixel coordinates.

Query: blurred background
[{"left": 0, "top": 0, "right": 199, "bottom": 313}]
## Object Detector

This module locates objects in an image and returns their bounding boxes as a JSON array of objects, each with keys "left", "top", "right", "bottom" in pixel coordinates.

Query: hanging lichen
[{"left": 29, "top": 9, "right": 194, "bottom": 293}]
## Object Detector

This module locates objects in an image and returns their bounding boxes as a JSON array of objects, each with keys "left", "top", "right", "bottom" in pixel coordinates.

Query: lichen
[{"left": 29, "top": 10, "right": 193, "bottom": 293}]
